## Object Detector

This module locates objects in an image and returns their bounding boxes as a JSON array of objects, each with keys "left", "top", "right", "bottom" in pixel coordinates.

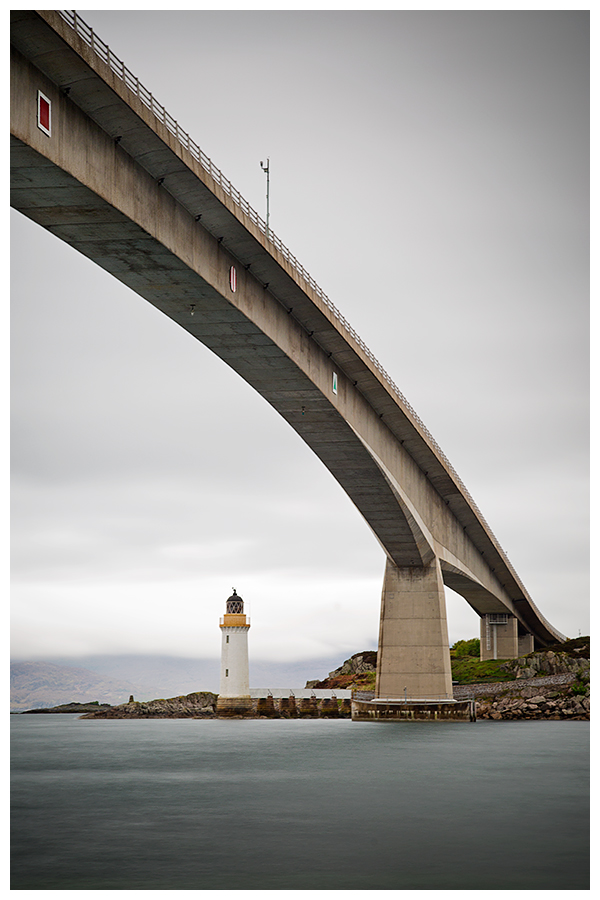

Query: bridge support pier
[
  {"left": 480, "top": 613, "right": 521, "bottom": 660},
  {"left": 518, "top": 632, "right": 535, "bottom": 656},
  {"left": 375, "top": 558, "right": 453, "bottom": 700}
]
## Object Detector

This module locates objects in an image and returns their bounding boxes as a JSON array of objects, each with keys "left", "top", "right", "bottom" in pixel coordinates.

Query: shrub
[
  {"left": 451, "top": 638, "right": 480, "bottom": 658},
  {"left": 571, "top": 670, "right": 589, "bottom": 695},
  {"left": 571, "top": 682, "right": 588, "bottom": 696}
]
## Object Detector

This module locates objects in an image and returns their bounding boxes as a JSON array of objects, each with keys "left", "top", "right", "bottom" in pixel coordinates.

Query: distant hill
[
  {"left": 10, "top": 654, "right": 344, "bottom": 711},
  {"left": 10, "top": 661, "right": 138, "bottom": 711},
  {"left": 49, "top": 655, "right": 222, "bottom": 698}
]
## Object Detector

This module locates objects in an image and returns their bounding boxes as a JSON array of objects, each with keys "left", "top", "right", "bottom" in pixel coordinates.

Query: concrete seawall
[
  {"left": 352, "top": 698, "right": 476, "bottom": 722},
  {"left": 251, "top": 696, "right": 352, "bottom": 718}
]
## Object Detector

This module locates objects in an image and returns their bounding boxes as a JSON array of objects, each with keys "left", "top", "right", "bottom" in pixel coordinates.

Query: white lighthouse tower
[{"left": 217, "top": 588, "right": 252, "bottom": 716}]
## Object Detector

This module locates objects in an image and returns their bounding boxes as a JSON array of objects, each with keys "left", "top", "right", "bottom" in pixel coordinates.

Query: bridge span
[{"left": 10, "top": 10, "right": 565, "bottom": 699}]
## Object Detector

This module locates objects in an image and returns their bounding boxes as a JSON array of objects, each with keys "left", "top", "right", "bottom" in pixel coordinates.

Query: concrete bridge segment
[{"left": 10, "top": 10, "right": 566, "bottom": 699}]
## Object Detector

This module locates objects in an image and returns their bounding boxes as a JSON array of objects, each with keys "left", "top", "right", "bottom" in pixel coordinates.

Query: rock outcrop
[
  {"left": 306, "top": 651, "right": 377, "bottom": 690},
  {"left": 500, "top": 650, "right": 590, "bottom": 681},
  {"left": 328, "top": 651, "right": 377, "bottom": 677},
  {"left": 79, "top": 692, "right": 218, "bottom": 718}
]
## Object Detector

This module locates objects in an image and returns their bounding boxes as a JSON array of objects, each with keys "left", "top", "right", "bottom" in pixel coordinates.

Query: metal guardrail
[{"left": 57, "top": 9, "right": 523, "bottom": 588}]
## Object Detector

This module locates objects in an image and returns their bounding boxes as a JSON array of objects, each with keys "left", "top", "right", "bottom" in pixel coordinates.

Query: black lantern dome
[{"left": 226, "top": 588, "right": 244, "bottom": 614}]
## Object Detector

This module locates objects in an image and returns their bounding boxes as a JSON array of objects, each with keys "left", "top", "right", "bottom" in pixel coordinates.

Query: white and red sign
[
  {"left": 37, "top": 90, "right": 51, "bottom": 137},
  {"left": 229, "top": 266, "right": 237, "bottom": 293}
]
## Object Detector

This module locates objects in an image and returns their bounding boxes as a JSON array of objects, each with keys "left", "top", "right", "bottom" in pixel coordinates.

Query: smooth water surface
[{"left": 11, "top": 715, "right": 589, "bottom": 890}]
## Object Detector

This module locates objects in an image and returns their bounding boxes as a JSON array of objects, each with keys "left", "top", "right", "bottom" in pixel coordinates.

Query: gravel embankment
[{"left": 452, "top": 673, "right": 577, "bottom": 699}]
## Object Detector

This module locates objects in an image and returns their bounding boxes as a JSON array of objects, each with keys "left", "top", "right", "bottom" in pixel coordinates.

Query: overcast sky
[{"left": 11, "top": 9, "right": 589, "bottom": 667}]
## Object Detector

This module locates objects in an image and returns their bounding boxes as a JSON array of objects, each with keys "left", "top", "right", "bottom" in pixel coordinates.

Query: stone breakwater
[
  {"left": 79, "top": 693, "right": 352, "bottom": 719},
  {"left": 218, "top": 696, "right": 352, "bottom": 718},
  {"left": 253, "top": 696, "right": 351, "bottom": 718},
  {"left": 453, "top": 674, "right": 590, "bottom": 721}
]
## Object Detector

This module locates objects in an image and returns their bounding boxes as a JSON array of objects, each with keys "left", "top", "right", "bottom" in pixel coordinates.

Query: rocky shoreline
[
  {"left": 78, "top": 692, "right": 218, "bottom": 719},
  {"left": 454, "top": 674, "right": 590, "bottom": 721},
  {"left": 77, "top": 693, "right": 352, "bottom": 719},
  {"left": 318, "top": 643, "right": 590, "bottom": 721},
  {"left": 15, "top": 643, "right": 590, "bottom": 721}
]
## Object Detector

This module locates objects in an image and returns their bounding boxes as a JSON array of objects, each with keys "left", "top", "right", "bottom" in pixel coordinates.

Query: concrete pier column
[
  {"left": 480, "top": 613, "right": 520, "bottom": 660},
  {"left": 375, "top": 557, "right": 453, "bottom": 700},
  {"left": 518, "top": 632, "right": 535, "bottom": 656}
]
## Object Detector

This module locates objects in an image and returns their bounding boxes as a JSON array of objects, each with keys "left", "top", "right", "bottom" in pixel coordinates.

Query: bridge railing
[{"left": 57, "top": 9, "right": 523, "bottom": 589}]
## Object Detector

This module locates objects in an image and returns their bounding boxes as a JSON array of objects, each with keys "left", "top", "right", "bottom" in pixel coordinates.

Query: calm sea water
[{"left": 11, "top": 715, "right": 589, "bottom": 890}]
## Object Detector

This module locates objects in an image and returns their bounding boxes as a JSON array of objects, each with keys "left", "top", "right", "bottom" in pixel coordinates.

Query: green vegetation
[
  {"left": 571, "top": 670, "right": 590, "bottom": 696},
  {"left": 535, "top": 635, "right": 590, "bottom": 658},
  {"left": 451, "top": 655, "right": 515, "bottom": 684},
  {"left": 449, "top": 636, "right": 515, "bottom": 684},
  {"left": 450, "top": 638, "right": 514, "bottom": 684},
  {"left": 450, "top": 638, "right": 480, "bottom": 658}
]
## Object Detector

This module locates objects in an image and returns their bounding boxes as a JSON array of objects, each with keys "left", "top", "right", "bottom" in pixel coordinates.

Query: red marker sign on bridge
[{"left": 37, "top": 90, "right": 51, "bottom": 136}]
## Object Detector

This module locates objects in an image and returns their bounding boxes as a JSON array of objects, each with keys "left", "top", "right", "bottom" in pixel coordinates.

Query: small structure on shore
[{"left": 217, "top": 589, "right": 252, "bottom": 717}]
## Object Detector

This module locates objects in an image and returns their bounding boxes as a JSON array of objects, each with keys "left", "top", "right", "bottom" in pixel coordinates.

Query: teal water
[{"left": 11, "top": 715, "right": 589, "bottom": 890}]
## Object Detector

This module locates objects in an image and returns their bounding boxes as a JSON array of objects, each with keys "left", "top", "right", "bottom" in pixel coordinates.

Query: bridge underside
[
  {"left": 10, "top": 12, "right": 566, "bottom": 703},
  {"left": 11, "top": 136, "right": 429, "bottom": 569}
]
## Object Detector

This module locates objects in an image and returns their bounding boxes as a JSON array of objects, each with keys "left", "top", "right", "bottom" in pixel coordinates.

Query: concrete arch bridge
[{"left": 10, "top": 10, "right": 565, "bottom": 700}]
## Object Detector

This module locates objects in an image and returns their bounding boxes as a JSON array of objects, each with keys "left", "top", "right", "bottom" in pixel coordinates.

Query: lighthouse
[{"left": 217, "top": 588, "right": 252, "bottom": 716}]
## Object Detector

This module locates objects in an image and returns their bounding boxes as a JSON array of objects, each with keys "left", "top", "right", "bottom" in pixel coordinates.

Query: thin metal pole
[{"left": 260, "top": 158, "right": 270, "bottom": 238}]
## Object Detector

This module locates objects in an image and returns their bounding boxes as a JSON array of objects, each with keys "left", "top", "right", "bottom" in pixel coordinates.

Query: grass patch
[
  {"left": 533, "top": 635, "right": 590, "bottom": 658},
  {"left": 451, "top": 656, "right": 515, "bottom": 684},
  {"left": 570, "top": 670, "right": 590, "bottom": 696}
]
